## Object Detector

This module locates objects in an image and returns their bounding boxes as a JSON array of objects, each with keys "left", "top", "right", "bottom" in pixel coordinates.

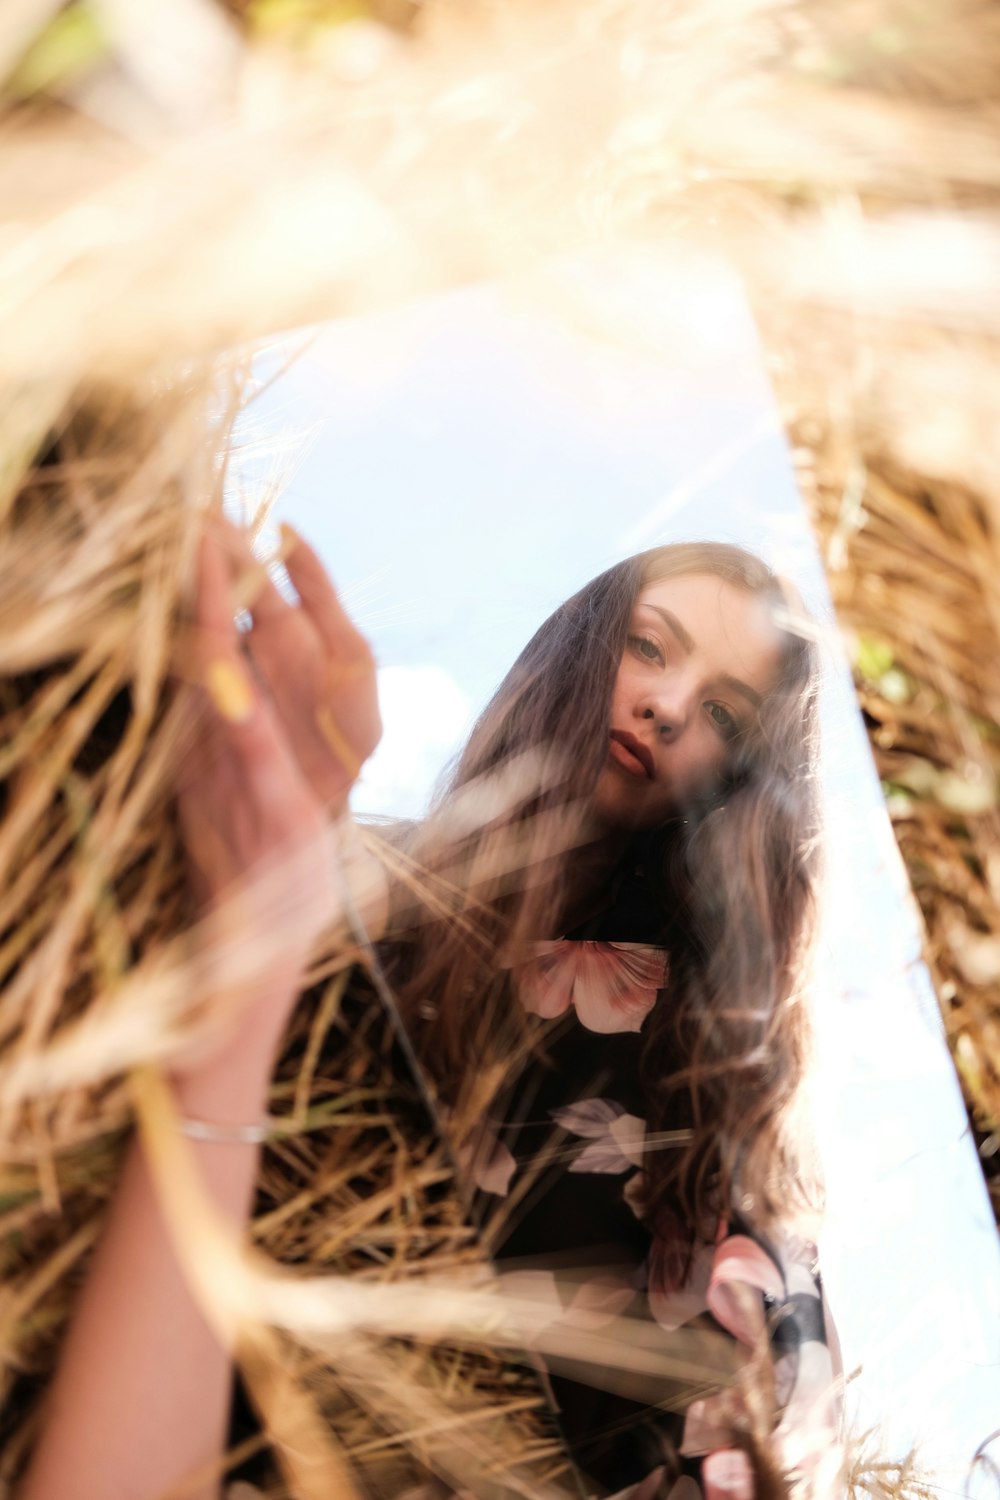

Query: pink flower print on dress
[
  {"left": 706, "top": 1234, "right": 786, "bottom": 1347},
  {"left": 646, "top": 1218, "right": 715, "bottom": 1332},
  {"left": 563, "top": 1272, "right": 636, "bottom": 1330},
  {"left": 702, "top": 1448, "right": 755, "bottom": 1500},
  {"left": 769, "top": 1253, "right": 843, "bottom": 1496},
  {"left": 516, "top": 941, "right": 667, "bottom": 1033},
  {"left": 465, "top": 1121, "right": 517, "bottom": 1196},
  {"left": 499, "top": 1267, "right": 634, "bottom": 1341},
  {"left": 441, "top": 1110, "right": 517, "bottom": 1197},
  {"left": 498, "top": 1269, "right": 563, "bottom": 1349},
  {"left": 550, "top": 1098, "right": 646, "bottom": 1174},
  {"left": 681, "top": 1392, "right": 749, "bottom": 1460},
  {"left": 623, "top": 1169, "right": 647, "bottom": 1220}
]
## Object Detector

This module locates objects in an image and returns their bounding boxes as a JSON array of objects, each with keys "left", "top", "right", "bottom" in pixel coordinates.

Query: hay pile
[
  {"left": 794, "top": 437, "right": 1000, "bottom": 1214},
  {"left": 0, "top": 373, "right": 567, "bottom": 1494},
  {"left": 1, "top": 0, "right": 998, "bottom": 1495}
]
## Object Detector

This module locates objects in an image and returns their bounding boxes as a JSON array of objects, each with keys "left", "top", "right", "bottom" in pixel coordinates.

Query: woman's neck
[{"left": 554, "top": 827, "right": 632, "bottom": 935}]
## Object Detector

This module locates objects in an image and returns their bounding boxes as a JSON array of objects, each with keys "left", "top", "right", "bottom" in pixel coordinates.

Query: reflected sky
[{"left": 234, "top": 245, "right": 1000, "bottom": 1488}]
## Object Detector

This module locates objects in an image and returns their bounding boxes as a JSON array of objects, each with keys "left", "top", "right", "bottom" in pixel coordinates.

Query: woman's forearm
[
  {"left": 17, "top": 989, "right": 294, "bottom": 1500},
  {"left": 19, "top": 522, "right": 382, "bottom": 1500}
]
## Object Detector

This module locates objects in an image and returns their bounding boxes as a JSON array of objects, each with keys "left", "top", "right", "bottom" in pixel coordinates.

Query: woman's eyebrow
[
  {"left": 641, "top": 603, "right": 763, "bottom": 709},
  {"left": 643, "top": 604, "right": 695, "bottom": 653},
  {"left": 721, "top": 674, "right": 763, "bottom": 710}
]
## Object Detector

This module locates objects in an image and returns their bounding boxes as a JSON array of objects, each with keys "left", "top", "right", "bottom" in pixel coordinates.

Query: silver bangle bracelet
[{"left": 179, "top": 1115, "right": 271, "bottom": 1145}]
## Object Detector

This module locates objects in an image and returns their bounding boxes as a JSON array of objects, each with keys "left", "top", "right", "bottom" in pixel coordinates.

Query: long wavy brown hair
[{"left": 380, "top": 540, "right": 824, "bottom": 1243}]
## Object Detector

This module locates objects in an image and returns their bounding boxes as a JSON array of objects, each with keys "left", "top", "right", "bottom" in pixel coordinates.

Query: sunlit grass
[{"left": 0, "top": 0, "right": 997, "bottom": 1494}]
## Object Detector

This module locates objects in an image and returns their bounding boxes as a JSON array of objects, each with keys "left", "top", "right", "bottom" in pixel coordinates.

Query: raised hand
[
  {"left": 173, "top": 517, "right": 382, "bottom": 1056},
  {"left": 15, "top": 520, "right": 384, "bottom": 1500}
]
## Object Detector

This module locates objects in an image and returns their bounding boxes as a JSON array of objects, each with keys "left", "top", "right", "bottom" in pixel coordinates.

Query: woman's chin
[{"left": 590, "top": 773, "right": 666, "bottom": 834}]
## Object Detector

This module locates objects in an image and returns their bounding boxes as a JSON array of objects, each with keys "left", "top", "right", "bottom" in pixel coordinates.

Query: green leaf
[{"left": 854, "top": 633, "right": 895, "bottom": 682}]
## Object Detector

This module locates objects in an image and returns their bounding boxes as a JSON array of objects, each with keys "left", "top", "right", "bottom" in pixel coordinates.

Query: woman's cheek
[{"left": 663, "top": 738, "right": 726, "bottom": 814}]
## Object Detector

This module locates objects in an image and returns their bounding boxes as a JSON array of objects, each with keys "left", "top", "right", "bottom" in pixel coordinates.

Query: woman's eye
[
  {"left": 707, "top": 702, "right": 740, "bottom": 738},
  {"left": 628, "top": 634, "right": 664, "bottom": 664}
]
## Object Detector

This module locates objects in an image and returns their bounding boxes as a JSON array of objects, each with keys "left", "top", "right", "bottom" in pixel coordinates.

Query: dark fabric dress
[
  {"left": 459, "top": 866, "right": 842, "bottom": 1500},
  {"left": 468, "top": 992, "right": 842, "bottom": 1500},
  {"left": 229, "top": 863, "right": 842, "bottom": 1500}
]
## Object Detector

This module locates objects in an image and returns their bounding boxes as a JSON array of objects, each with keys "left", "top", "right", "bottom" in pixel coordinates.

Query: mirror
[
  {"left": 229, "top": 243, "right": 1000, "bottom": 1494},
  {"left": 5, "top": 5, "right": 998, "bottom": 1498}
]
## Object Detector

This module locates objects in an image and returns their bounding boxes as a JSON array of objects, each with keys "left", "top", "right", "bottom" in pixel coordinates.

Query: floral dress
[
  {"left": 227, "top": 925, "right": 842, "bottom": 1500},
  {"left": 459, "top": 941, "right": 843, "bottom": 1500}
]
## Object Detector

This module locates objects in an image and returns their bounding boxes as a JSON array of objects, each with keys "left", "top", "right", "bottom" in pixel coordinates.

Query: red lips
[{"left": 609, "top": 730, "right": 655, "bottom": 780}]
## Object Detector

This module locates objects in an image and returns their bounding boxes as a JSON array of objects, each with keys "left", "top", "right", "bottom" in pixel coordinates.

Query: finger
[
  {"left": 255, "top": 526, "right": 381, "bottom": 796},
  {"left": 171, "top": 533, "right": 243, "bottom": 787},
  {"left": 172, "top": 535, "right": 252, "bottom": 895},
  {"left": 280, "top": 528, "right": 383, "bottom": 762},
  {"left": 244, "top": 545, "right": 314, "bottom": 654},
  {"left": 183, "top": 517, "right": 303, "bottom": 694},
  {"left": 212, "top": 517, "right": 366, "bottom": 687},
  {"left": 195, "top": 526, "right": 241, "bottom": 641},
  {"left": 186, "top": 532, "right": 272, "bottom": 758},
  {"left": 205, "top": 513, "right": 283, "bottom": 619},
  {"left": 233, "top": 546, "right": 362, "bottom": 795},
  {"left": 204, "top": 519, "right": 381, "bottom": 803},
  {"left": 280, "top": 523, "right": 371, "bottom": 662},
  {"left": 317, "top": 655, "right": 383, "bottom": 791},
  {"left": 204, "top": 519, "right": 332, "bottom": 710}
]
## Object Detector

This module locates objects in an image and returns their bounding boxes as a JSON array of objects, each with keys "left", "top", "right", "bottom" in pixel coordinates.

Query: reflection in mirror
[
  {"left": 4, "top": 4, "right": 1000, "bottom": 1497},
  {"left": 224, "top": 246, "right": 1000, "bottom": 1495}
]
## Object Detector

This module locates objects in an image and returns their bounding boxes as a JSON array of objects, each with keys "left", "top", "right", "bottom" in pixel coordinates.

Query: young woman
[{"left": 18, "top": 524, "right": 841, "bottom": 1500}]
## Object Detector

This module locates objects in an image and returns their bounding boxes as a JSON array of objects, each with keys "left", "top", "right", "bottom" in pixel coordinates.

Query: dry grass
[
  {"left": 788, "top": 418, "right": 1000, "bottom": 1217},
  {"left": 0, "top": 0, "right": 998, "bottom": 1495},
  {"left": 844, "top": 1432, "right": 941, "bottom": 1500}
]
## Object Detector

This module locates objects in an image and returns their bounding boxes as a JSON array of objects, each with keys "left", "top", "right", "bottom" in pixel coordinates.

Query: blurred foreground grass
[{"left": 0, "top": 1, "right": 998, "bottom": 1494}]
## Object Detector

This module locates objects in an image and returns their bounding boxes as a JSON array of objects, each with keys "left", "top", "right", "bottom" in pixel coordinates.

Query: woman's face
[{"left": 591, "top": 571, "right": 785, "bottom": 831}]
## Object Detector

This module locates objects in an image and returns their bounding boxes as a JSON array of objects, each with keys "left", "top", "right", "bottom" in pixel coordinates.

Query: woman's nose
[{"left": 640, "top": 682, "right": 693, "bottom": 739}]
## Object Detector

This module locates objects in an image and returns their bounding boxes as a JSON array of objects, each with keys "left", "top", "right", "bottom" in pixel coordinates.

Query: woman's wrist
[
  {"left": 165, "top": 1056, "right": 275, "bottom": 1154},
  {"left": 164, "top": 815, "right": 381, "bottom": 1114},
  {"left": 167, "top": 966, "right": 303, "bottom": 1099}
]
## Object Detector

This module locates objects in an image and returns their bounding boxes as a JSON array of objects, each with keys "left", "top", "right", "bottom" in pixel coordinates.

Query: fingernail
[
  {"left": 279, "top": 521, "right": 301, "bottom": 557},
  {"left": 206, "top": 660, "right": 254, "bottom": 723},
  {"left": 230, "top": 560, "right": 268, "bottom": 615}
]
